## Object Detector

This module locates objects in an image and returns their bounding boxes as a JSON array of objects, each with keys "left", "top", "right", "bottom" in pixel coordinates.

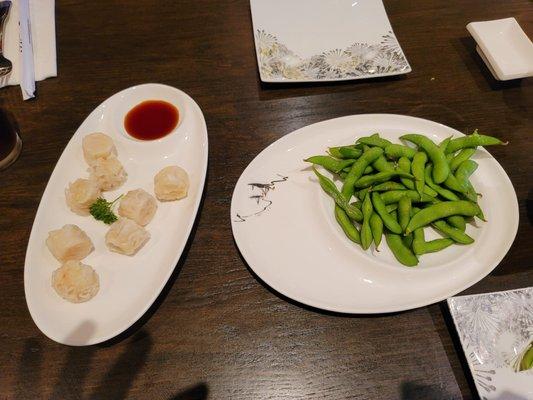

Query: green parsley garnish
[{"left": 89, "top": 195, "right": 122, "bottom": 224}]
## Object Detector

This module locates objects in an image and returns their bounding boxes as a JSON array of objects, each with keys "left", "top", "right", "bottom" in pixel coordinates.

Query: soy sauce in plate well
[{"left": 124, "top": 100, "right": 179, "bottom": 140}]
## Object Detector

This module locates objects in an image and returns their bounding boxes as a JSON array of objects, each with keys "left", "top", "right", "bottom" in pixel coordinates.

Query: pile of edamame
[{"left": 305, "top": 130, "right": 507, "bottom": 267}]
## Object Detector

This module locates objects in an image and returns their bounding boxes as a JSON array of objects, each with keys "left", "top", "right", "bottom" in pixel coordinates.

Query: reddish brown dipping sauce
[{"left": 124, "top": 100, "right": 179, "bottom": 140}]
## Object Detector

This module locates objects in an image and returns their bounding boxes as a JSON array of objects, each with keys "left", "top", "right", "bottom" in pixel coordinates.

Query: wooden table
[{"left": 1, "top": 1, "right": 531, "bottom": 398}]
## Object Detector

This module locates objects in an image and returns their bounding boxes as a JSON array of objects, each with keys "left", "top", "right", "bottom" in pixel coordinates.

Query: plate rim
[
  {"left": 24, "top": 83, "right": 209, "bottom": 345},
  {"left": 231, "top": 113, "right": 519, "bottom": 314}
]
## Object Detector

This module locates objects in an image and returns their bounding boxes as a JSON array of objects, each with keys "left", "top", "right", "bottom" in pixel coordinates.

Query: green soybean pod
[
  {"left": 443, "top": 172, "right": 469, "bottom": 194},
  {"left": 372, "top": 155, "right": 396, "bottom": 172},
  {"left": 329, "top": 145, "right": 363, "bottom": 159},
  {"left": 385, "top": 233, "right": 419, "bottom": 267},
  {"left": 425, "top": 164, "right": 459, "bottom": 201},
  {"left": 342, "top": 147, "right": 383, "bottom": 199},
  {"left": 386, "top": 203, "right": 398, "bottom": 213},
  {"left": 402, "top": 233, "right": 414, "bottom": 249},
  {"left": 412, "top": 151, "right": 427, "bottom": 196},
  {"left": 357, "top": 187, "right": 371, "bottom": 201},
  {"left": 432, "top": 220, "right": 474, "bottom": 244},
  {"left": 305, "top": 155, "right": 356, "bottom": 174},
  {"left": 450, "top": 148, "right": 476, "bottom": 172},
  {"left": 372, "top": 181, "right": 407, "bottom": 192},
  {"left": 353, "top": 171, "right": 413, "bottom": 189},
  {"left": 439, "top": 136, "right": 453, "bottom": 153},
  {"left": 342, "top": 165, "right": 374, "bottom": 174},
  {"left": 406, "top": 200, "right": 481, "bottom": 234},
  {"left": 384, "top": 143, "right": 417, "bottom": 159},
  {"left": 413, "top": 237, "right": 454, "bottom": 255},
  {"left": 400, "top": 134, "right": 450, "bottom": 183},
  {"left": 447, "top": 215, "right": 466, "bottom": 231},
  {"left": 398, "top": 196, "right": 411, "bottom": 232},
  {"left": 370, "top": 213, "right": 383, "bottom": 250},
  {"left": 356, "top": 134, "right": 392, "bottom": 149},
  {"left": 456, "top": 160, "right": 479, "bottom": 202},
  {"left": 360, "top": 194, "right": 374, "bottom": 250},
  {"left": 380, "top": 190, "right": 434, "bottom": 205},
  {"left": 312, "top": 168, "right": 364, "bottom": 222},
  {"left": 371, "top": 192, "right": 402, "bottom": 234},
  {"left": 446, "top": 131, "right": 508, "bottom": 154},
  {"left": 335, "top": 205, "right": 361, "bottom": 244},
  {"left": 398, "top": 157, "right": 438, "bottom": 197}
]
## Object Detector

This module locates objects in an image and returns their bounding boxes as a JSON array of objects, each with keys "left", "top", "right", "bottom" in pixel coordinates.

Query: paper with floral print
[
  {"left": 448, "top": 287, "right": 533, "bottom": 400},
  {"left": 250, "top": 0, "right": 411, "bottom": 82}
]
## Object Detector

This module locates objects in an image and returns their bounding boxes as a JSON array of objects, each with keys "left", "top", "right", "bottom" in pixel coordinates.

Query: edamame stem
[
  {"left": 371, "top": 192, "right": 402, "bottom": 234},
  {"left": 446, "top": 131, "right": 507, "bottom": 154},
  {"left": 406, "top": 201, "right": 481, "bottom": 234},
  {"left": 400, "top": 134, "right": 450, "bottom": 183}
]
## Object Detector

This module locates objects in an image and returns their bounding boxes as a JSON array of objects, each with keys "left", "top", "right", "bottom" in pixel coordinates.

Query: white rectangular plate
[
  {"left": 448, "top": 288, "right": 533, "bottom": 399},
  {"left": 250, "top": 0, "right": 411, "bottom": 82},
  {"left": 24, "top": 84, "right": 208, "bottom": 346}
]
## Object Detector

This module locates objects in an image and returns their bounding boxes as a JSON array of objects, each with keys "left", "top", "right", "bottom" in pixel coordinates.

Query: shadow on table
[
  {"left": 399, "top": 381, "right": 454, "bottom": 400},
  {"left": 233, "top": 238, "right": 405, "bottom": 319},
  {"left": 99, "top": 171, "right": 209, "bottom": 347},
  {"left": 16, "top": 324, "right": 152, "bottom": 400},
  {"left": 256, "top": 73, "right": 407, "bottom": 101},
  {"left": 168, "top": 383, "right": 209, "bottom": 400}
]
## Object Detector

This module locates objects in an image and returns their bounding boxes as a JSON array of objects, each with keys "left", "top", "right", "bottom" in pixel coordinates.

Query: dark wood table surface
[{"left": 1, "top": 1, "right": 532, "bottom": 399}]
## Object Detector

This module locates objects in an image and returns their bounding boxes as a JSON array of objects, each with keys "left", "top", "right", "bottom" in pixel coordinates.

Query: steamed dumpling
[
  {"left": 82, "top": 132, "right": 117, "bottom": 166},
  {"left": 52, "top": 260, "right": 99, "bottom": 303},
  {"left": 46, "top": 225, "right": 94, "bottom": 262},
  {"left": 154, "top": 165, "right": 189, "bottom": 201},
  {"left": 105, "top": 218, "right": 150, "bottom": 256},
  {"left": 89, "top": 155, "right": 127, "bottom": 191},
  {"left": 118, "top": 189, "right": 157, "bottom": 226},
  {"left": 65, "top": 178, "right": 101, "bottom": 215}
]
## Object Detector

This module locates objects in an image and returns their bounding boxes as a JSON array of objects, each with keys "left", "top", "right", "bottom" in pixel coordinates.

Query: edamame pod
[
  {"left": 354, "top": 171, "right": 413, "bottom": 188},
  {"left": 450, "top": 148, "right": 476, "bottom": 172},
  {"left": 356, "top": 134, "right": 392, "bottom": 149},
  {"left": 406, "top": 201, "right": 481, "bottom": 234},
  {"left": 384, "top": 143, "right": 417, "bottom": 159},
  {"left": 361, "top": 194, "right": 374, "bottom": 250},
  {"left": 371, "top": 192, "right": 402, "bottom": 234},
  {"left": 412, "top": 151, "right": 427, "bottom": 196},
  {"left": 385, "top": 233, "right": 418, "bottom": 267},
  {"left": 425, "top": 164, "right": 459, "bottom": 201},
  {"left": 372, "top": 155, "right": 395, "bottom": 172},
  {"left": 335, "top": 205, "right": 361, "bottom": 244},
  {"left": 447, "top": 215, "right": 466, "bottom": 231},
  {"left": 370, "top": 213, "right": 383, "bottom": 249},
  {"left": 439, "top": 136, "right": 453, "bottom": 153},
  {"left": 446, "top": 131, "right": 507, "bottom": 154},
  {"left": 400, "top": 134, "right": 450, "bottom": 183},
  {"left": 329, "top": 145, "right": 363, "bottom": 159},
  {"left": 380, "top": 190, "right": 434, "bottom": 205},
  {"left": 432, "top": 220, "right": 474, "bottom": 244},
  {"left": 305, "top": 155, "right": 355, "bottom": 174},
  {"left": 313, "top": 168, "right": 364, "bottom": 221},
  {"left": 372, "top": 181, "right": 407, "bottom": 192},
  {"left": 342, "top": 147, "right": 383, "bottom": 199},
  {"left": 413, "top": 237, "right": 454, "bottom": 255},
  {"left": 398, "top": 196, "right": 411, "bottom": 232}
]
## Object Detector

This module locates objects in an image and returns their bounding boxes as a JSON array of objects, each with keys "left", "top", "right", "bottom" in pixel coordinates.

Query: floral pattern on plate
[
  {"left": 255, "top": 30, "right": 410, "bottom": 81},
  {"left": 448, "top": 287, "right": 533, "bottom": 399}
]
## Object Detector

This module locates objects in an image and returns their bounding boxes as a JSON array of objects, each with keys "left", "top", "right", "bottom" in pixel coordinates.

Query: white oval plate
[
  {"left": 25, "top": 84, "right": 208, "bottom": 345},
  {"left": 231, "top": 114, "right": 518, "bottom": 314}
]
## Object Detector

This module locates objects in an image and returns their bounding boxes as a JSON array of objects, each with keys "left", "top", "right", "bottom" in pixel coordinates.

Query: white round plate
[
  {"left": 25, "top": 84, "right": 208, "bottom": 345},
  {"left": 231, "top": 114, "right": 518, "bottom": 314}
]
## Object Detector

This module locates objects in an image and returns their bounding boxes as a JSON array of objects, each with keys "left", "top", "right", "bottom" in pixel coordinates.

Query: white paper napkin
[{"left": 1, "top": 0, "right": 56, "bottom": 99}]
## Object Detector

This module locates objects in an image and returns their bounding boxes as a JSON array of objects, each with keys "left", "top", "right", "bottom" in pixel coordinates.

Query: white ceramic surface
[
  {"left": 25, "top": 84, "right": 208, "bottom": 345},
  {"left": 467, "top": 18, "right": 533, "bottom": 81},
  {"left": 231, "top": 114, "right": 518, "bottom": 314},
  {"left": 250, "top": 0, "right": 411, "bottom": 82},
  {"left": 448, "top": 288, "right": 533, "bottom": 399}
]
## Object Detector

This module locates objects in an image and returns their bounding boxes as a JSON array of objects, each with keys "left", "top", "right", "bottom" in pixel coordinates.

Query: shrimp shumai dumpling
[
  {"left": 46, "top": 224, "right": 94, "bottom": 262},
  {"left": 65, "top": 178, "right": 101, "bottom": 215},
  {"left": 52, "top": 260, "right": 99, "bottom": 303},
  {"left": 118, "top": 189, "right": 157, "bottom": 226},
  {"left": 154, "top": 165, "right": 189, "bottom": 201},
  {"left": 105, "top": 218, "right": 150, "bottom": 256},
  {"left": 89, "top": 155, "right": 127, "bottom": 191},
  {"left": 82, "top": 132, "right": 117, "bottom": 166}
]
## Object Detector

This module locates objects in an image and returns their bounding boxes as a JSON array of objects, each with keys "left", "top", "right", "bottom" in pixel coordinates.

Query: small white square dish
[
  {"left": 467, "top": 18, "right": 533, "bottom": 81},
  {"left": 448, "top": 287, "right": 533, "bottom": 400},
  {"left": 250, "top": 0, "right": 411, "bottom": 83}
]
